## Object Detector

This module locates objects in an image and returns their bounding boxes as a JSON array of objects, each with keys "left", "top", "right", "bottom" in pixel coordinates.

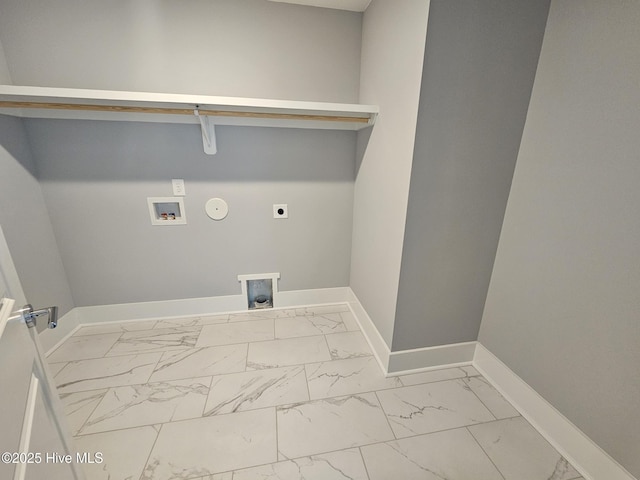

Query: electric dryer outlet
[{"left": 273, "top": 204, "right": 288, "bottom": 219}]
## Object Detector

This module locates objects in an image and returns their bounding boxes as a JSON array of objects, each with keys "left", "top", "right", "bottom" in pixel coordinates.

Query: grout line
[
  {"left": 50, "top": 362, "right": 70, "bottom": 379},
  {"left": 460, "top": 377, "right": 499, "bottom": 421},
  {"left": 138, "top": 423, "right": 163, "bottom": 480},
  {"left": 73, "top": 405, "right": 279, "bottom": 438},
  {"left": 358, "top": 447, "right": 373, "bottom": 480},
  {"left": 214, "top": 446, "right": 371, "bottom": 479},
  {"left": 145, "top": 349, "right": 166, "bottom": 383},
  {"left": 146, "top": 352, "right": 249, "bottom": 385},
  {"left": 302, "top": 364, "right": 312, "bottom": 403},
  {"left": 48, "top": 331, "right": 124, "bottom": 363},
  {"left": 73, "top": 319, "right": 159, "bottom": 336},
  {"left": 466, "top": 426, "right": 507, "bottom": 480},
  {"left": 274, "top": 405, "right": 280, "bottom": 465},
  {"left": 245, "top": 354, "right": 346, "bottom": 374},
  {"left": 244, "top": 338, "right": 251, "bottom": 373},
  {"left": 64, "top": 388, "right": 109, "bottom": 437},
  {"left": 322, "top": 333, "right": 332, "bottom": 361},
  {"left": 199, "top": 376, "right": 214, "bottom": 418},
  {"left": 62, "top": 345, "right": 188, "bottom": 361},
  {"left": 374, "top": 390, "right": 398, "bottom": 440}
]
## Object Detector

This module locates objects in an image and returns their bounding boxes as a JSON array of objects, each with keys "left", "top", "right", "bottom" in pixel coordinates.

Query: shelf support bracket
[{"left": 194, "top": 109, "right": 217, "bottom": 155}]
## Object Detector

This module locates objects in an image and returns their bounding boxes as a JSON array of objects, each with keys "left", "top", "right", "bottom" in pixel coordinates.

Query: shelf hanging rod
[{"left": 0, "top": 100, "right": 372, "bottom": 124}]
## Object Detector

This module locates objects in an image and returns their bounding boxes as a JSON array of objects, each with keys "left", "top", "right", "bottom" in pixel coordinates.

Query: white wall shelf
[{"left": 0, "top": 85, "right": 378, "bottom": 131}]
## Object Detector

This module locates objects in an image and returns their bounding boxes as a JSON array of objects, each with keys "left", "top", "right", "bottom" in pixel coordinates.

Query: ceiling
[{"left": 267, "top": 0, "right": 372, "bottom": 12}]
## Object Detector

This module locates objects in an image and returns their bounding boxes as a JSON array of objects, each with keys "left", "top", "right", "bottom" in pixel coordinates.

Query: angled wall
[
  {"left": 350, "top": 0, "right": 430, "bottom": 347},
  {"left": 0, "top": 35, "right": 11, "bottom": 84},
  {"left": 0, "top": 115, "right": 74, "bottom": 320},
  {"left": 393, "top": 0, "right": 550, "bottom": 351},
  {"left": 479, "top": 1, "right": 640, "bottom": 476}
]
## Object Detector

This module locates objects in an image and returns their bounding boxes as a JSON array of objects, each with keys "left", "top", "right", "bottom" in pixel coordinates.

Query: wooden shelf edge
[{"left": 0, "top": 85, "right": 378, "bottom": 130}]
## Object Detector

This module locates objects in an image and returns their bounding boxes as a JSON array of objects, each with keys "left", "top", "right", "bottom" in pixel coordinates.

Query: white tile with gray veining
[
  {"left": 141, "top": 409, "right": 277, "bottom": 479},
  {"left": 149, "top": 344, "right": 248, "bottom": 383},
  {"left": 79, "top": 376, "right": 211, "bottom": 435},
  {"left": 204, "top": 366, "right": 308, "bottom": 416},
  {"left": 188, "top": 474, "right": 232, "bottom": 480},
  {"left": 154, "top": 313, "right": 230, "bottom": 329},
  {"left": 48, "top": 362, "right": 68, "bottom": 377},
  {"left": 277, "top": 393, "right": 394, "bottom": 459},
  {"left": 325, "top": 331, "right": 373, "bottom": 359},
  {"left": 74, "top": 320, "right": 158, "bottom": 336},
  {"left": 196, "top": 319, "right": 274, "bottom": 347},
  {"left": 106, "top": 326, "right": 202, "bottom": 356},
  {"left": 376, "top": 378, "right": 495, "bottom": 438},
  {"left": 59, "top": 388, "right": 108, "bottom": 435},
  {"left": 229, "top": 308, "right": 296, "bottom": 322},
  {"left": 47, "top": 303, "right": 583, "bottom": 480},
  {"left": 463, "top": 375, "right": 520, "bottom": 419},
  {"left": 73, "top": 425, "right": 159, "bottom": 480},
  {"left": 338, "top": 310, "right": 361, "bottom": 332},
  {"left": 468, "top": 417, "right": 582, "bottom": 480},
  {"left": 55, "top": 353, "right": 161, "bottom": 393},
  {"left": 233, "top": 448, "right": 369, "bottom": 480},
  {"left": 47, "top": 332, "right": 122, "bottom": 362},
  {"left": 361, "top": 427, "right": 504, "bottom": 480},
  {"left": 306, "top": 356, "right": 401, "bottom": 400},
  {"left": 294, "top": 304, "right": 350, "bottom": 316},
  {"left": 397, "top": 365, "right": 480, "bottom": 387},
  {"left": 275, "top": 314, "right": 346, "bottom": 339},
  {"left": 247, "top": 335, "right": 331, "bottom": 369}
]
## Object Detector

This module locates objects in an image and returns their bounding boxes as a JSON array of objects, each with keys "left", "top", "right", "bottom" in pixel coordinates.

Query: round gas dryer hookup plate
[{"left": 205, "top": 198, "right": 229, "bottom": 221}]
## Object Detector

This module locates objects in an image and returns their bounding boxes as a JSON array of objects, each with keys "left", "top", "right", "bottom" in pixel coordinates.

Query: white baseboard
[
  {"left": 345, "top": 289, "right": 390, "bottom": 373},
  {"left": 474, "top": 343, "right": 636, "bottom": 480},
  {"left": 74, "top": 294, "right": 246, "bottom": 325},
  {"left": 276, "top": 287, "right": 352, "bottom": 308},
  {"left": 387, "top": 341, "right": 476, "bottom": 375},
  {"left": 345, "top": 289, "right": 476, "bottom": 375},
  {"left": 72, "top": 287, "right": 352, "bottom": 326}
]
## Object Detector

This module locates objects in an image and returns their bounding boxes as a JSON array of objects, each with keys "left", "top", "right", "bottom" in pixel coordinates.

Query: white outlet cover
[
  {"left": 273, "top": 204, "right": 288, "bottom": 219},
  {"left": 172, "top": 179, "right": 185, "bottom": 196},
  {"left": 205, "top": 198, "right": 229, "bottom": 221}
]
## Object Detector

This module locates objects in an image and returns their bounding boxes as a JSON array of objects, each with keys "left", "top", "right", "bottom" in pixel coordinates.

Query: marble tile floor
[{"left": 46, "top": 304, "right": 584, "bottom": 480}]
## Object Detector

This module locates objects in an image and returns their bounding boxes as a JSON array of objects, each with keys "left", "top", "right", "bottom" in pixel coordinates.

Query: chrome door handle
[{"left": 19, "top": 304, "right": 58, "bottom": 329}]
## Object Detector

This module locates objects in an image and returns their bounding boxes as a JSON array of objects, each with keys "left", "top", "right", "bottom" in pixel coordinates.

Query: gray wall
[
  {"left": 0, "top": 0, "right": 361, "bottom": 103},
  {"left": 28, "top": 119, "right": 356, "bottom": 306},
  {"left": 479, "top": 1, "right": 640, "bottom": 476},
  {"left": 0, "top": 115, "right": 74, "bottom": 317},
  {"left": 350, "top": 0, "right": 430, "bottom": 347},
  {"left": 0, "top": 36, "right": 10, "bottom": 84},
  {"left": 0, "top": 0, "right": 363, "bottom": 307},
  {"left": 392, "top": 0, "right": 550, "bottom": 351}
]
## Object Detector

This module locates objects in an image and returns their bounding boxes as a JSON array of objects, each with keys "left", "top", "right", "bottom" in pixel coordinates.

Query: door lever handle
[{"left": 18, "top": 304, "right": 58, "bottom": 329}]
